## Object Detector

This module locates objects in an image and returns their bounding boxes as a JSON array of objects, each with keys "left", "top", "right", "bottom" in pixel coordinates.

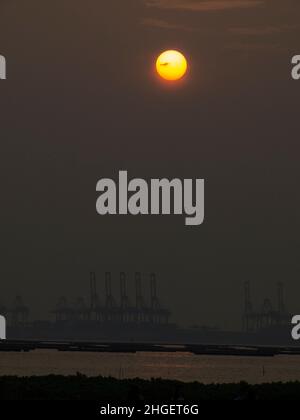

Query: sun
[{"left": 156, "top": 50, "right": 188, "bottom": 81}]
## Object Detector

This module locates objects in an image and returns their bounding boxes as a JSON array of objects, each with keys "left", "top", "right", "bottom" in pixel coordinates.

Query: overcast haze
[{"left": 0, "top": 0, "right": 299, "bottom": 329}]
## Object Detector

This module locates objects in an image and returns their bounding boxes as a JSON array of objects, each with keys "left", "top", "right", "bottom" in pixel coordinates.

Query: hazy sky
[{"left": 0, "top": 0, "right": 299, "bottom": 329}]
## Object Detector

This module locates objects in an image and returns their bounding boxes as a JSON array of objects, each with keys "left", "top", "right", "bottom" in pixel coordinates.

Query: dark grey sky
[{"left": 0, "top": 0, "right": 299, "bottom": 329}]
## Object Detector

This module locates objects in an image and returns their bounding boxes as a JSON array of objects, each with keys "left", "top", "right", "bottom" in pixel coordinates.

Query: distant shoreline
[{"left": 2, "top": 339, "right": 300, "bottom": 357}]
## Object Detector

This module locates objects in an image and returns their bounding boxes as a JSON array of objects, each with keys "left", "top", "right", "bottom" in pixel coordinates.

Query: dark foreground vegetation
[{"left": 1, "top": 375, "right": 300, "bottom": 400}]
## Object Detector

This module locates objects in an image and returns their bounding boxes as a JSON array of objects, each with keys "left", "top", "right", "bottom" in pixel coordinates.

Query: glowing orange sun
[{"left": 156, "top": 50, "right": 188, "bottom": 81}]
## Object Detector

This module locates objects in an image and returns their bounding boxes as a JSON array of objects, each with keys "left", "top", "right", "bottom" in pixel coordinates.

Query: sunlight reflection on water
[{"left": 0, "top": 351, "right": 300, "bottom": 384}]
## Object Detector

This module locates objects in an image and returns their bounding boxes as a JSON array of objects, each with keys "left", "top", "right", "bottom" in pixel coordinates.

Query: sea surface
[{"left": 1, "top": 351, "right": 300, "bottom": 384}]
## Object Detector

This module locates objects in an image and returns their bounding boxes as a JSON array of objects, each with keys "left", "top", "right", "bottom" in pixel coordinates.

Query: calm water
[{"left": 1, "top": 351, "right": 300, "bottom": 384}]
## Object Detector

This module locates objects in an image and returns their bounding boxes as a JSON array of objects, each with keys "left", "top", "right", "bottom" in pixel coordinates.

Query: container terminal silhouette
[
  {"left": 1, "top": 272, "right": 176, "bottom": 343},
  {"left": 52, "top": 272, "right": 170, "bottom": 326},
  {"left": 243, "top": 281, "right": 291, "bottom": 333},
  {"left": 0, "top": 277, "right": 296, "bottom": 346}
]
